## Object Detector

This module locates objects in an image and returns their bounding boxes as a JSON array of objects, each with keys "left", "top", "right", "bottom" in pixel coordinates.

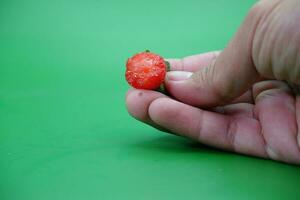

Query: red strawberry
[{"left": 125, "top": 51, "right": 169, "bottom": 90}]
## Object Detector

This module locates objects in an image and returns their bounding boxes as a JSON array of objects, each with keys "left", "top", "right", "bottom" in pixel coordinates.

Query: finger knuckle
[{"left": 227, "top": 118, "right": 238, "bottom": 151}]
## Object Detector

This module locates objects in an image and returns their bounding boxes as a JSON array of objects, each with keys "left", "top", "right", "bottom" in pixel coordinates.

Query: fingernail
[
  {"left": 166, "top": 71, "right": 193, "bottom": 81},
  {"left": 266, "top": 145, "right": 279, "bottom": 160}
]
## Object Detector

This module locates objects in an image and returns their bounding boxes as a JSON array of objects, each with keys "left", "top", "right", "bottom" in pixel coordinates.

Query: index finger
[{"left": 166, "top": 51, "right": 220, "bottom": 72}]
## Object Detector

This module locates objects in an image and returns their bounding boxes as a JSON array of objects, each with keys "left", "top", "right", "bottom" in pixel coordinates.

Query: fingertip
[
  {"left": 166, "top": 71, "right": 193, "bottom": 82},
  {"left": 125, "top": 89, "right": 147, "bottom": 120},
  {"left": 126, "top": 88, "right": 135, "bottom": 100},
  {"left": 148, "top": 97, "right": 174, "bottom": 123},
  {"left": 165, "top": 73, "right": 205, "bottom": 106},
  {"left": 148, "top": 97, "right": 212, "bottom": 141},
  {"left": 125, "top": 89, "right": 166, "bottom": 122},
  {"left": 164, "top": 58, "right": 181, "bottom": 71}
]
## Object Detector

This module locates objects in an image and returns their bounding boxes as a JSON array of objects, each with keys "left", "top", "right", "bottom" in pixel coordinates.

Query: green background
[{"left": 1, "top": 0, "right": 300, "bottom": 199}]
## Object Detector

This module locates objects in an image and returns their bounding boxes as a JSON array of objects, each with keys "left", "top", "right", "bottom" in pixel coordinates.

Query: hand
[{"left": 126, "top": 0, "right": 300, "bottom": 164}]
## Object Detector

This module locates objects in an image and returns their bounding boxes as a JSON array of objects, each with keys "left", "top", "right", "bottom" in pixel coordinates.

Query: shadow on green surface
[
  {"left": 130, "top": 133, "right": 291, "bottom": 166},
  {"left": 133, "top": 134, "right": 218, "bottom": 153}
]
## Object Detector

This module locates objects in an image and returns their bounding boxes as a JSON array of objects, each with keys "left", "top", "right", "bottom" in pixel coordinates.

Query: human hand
[{"left": 126, "top": 0, "right": 300, "bottom": 164}]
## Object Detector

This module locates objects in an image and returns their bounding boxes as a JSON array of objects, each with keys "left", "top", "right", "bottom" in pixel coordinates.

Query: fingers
[
  {"left": 126, "top": 89, "right": 267, "bottom": 158},
  {"left": 126, "top": 89, "right": 168, "bottom": 131},
  {"left": 126, "top": 84, "right": 300, "bottom": 163},
  {"left": 126, "top": 89, "right": 166, "bottom": 122},
  {"left": 149, "top": 99, "right": 266, "bottom": 157},
  {"left": 164, "top": 1, "right": 281, "bottom": 107},
  {"left": 213, "top": 103, "right": 254, "bottom": 118},
  {"left": 252, "top": 0, "right": 300, "bottom": 84},
  {"left": 231, "top": 90, "right": 254, "bottom": 104},
  {"left": 253, "top": 80, "right": 300, "bottom": 164},
  {"left": 166, "top": 51, "right": 220, "bottom": 72}
]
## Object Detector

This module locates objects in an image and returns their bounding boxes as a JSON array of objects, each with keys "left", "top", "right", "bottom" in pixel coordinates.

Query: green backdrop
[{"left": 1, "top": 0, "right": 300, "bottom": 199}]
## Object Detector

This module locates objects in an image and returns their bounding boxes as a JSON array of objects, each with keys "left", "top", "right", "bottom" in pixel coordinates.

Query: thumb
[{"left": 165, "top": 1, "right": 278, "bottom": 107}]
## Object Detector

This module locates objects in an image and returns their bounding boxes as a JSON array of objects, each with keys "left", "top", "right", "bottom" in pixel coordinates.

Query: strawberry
[{"left": 125, "top": 50, "right": 169, "bottom": 90}]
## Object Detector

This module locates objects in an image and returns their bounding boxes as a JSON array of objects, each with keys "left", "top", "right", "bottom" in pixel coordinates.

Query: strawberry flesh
[{"left": 125, "top": 51, "right": 167, "bottom": 90}]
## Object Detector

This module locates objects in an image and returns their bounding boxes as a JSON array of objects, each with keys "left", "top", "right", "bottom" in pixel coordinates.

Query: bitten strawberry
[{"left": 125, "top": 51, "right": 169, "bottom": 90}]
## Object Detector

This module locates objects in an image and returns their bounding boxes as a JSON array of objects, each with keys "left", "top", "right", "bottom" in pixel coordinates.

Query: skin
[{"left": 126, "top": 0, "right": 300, "bottom": 164}]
